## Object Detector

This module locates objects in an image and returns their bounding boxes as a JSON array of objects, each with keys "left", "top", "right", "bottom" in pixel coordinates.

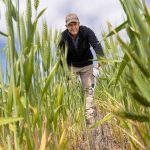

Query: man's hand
[
  {"left": 95, "top": 63, "right": 101, "bottom": 69},
  {"left": 95, "top": 62, "right": 106, "bottom": 69}
]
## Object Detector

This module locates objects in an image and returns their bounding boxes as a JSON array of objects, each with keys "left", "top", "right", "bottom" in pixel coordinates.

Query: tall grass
[
  {"left": 0, "top": 0, "right": 85, "bottom": 149},
  {"left": 95, "top": 0, "right": 150, "bottom": 149},
  {"left": 1, "top": 0, "right": 150, "bottom": 149}
]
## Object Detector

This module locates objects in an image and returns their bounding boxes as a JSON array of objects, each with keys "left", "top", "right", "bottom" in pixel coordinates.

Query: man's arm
[{"left": 86, "top": 27, "right": 104, "bottom": 58}]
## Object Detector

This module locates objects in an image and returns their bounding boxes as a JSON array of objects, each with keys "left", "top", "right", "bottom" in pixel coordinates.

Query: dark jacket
[{"left": 59, "top": 25, "right": 104, "bottom": 67}]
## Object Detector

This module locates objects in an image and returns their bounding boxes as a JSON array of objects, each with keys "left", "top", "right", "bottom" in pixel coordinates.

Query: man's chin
[{"left": 71, "top": 32, "right": 78, "bottom": 36}]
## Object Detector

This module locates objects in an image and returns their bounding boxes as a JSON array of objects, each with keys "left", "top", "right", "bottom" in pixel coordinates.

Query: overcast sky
[
  {"left": 0, "top": 0, "right": 126, "bottom": 44},
  {"left": 0, "top": 0, "right": 150, "bottom": 44},
  {"left": 38, "top": 0, "right": 125, "bottom": 31},
  {"left": 0, "top": 0, "right": 150, "bottom": 78}
]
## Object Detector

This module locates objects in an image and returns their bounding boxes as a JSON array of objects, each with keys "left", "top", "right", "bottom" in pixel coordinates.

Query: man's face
[{"left": 66, "top": 22, "right": 80, "bottom": 37}]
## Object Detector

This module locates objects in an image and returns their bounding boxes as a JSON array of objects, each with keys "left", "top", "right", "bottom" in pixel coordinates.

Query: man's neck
[
  {"left": 71, "top": 34, "right": 78, "bottom": 39},
  {"left": 68, "top": 32, "right": 78, "bottom": 40}
]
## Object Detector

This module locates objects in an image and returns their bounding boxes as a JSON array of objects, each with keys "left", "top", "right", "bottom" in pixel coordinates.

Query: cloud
[
  {"left": 38, "top": 0, "right": 125, "bottom": 31},
  {"left": 0, "top": 1, "right": 7, "bottom": 33},
  {"left": 0, "top": 0, "right": 125, "bottom": 41}
]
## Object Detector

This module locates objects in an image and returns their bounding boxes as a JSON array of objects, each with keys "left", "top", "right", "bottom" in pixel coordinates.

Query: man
[{"left": 59, "top": 13, "right": 104, "bottom": 125}]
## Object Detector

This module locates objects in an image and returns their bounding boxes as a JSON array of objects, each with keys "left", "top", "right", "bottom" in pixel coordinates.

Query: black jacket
[{"left": 59, "top": 25, "right": 104, "bottom": 67}]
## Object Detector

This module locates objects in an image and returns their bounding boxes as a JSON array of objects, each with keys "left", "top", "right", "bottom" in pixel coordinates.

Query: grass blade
[{"left": 0, "top": 117, "right": 23, "bottom": 125}]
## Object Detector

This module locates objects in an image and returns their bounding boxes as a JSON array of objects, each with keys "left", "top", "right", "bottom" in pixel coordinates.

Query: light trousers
[{"left": 70, "top": 64, "right": 95, "bottom": 119}]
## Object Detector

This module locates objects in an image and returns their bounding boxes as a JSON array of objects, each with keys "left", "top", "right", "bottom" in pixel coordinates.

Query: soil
[{"left": 77, "top": 108, "right": 130, "bottom": 150}]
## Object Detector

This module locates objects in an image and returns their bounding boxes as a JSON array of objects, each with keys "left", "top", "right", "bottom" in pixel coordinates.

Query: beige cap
[{"left": 65, "top": 13, "right": 79, "bottom": 25}]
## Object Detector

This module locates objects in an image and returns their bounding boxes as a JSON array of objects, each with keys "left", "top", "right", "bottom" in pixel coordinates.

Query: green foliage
[
  {"left": 0, "top": 31, "right": 8, "bottom": 37},
  {"left": 0, "top": 117, "right": 23, "bottom": 125},
  {"left": 115, "top": 111, "right": 150, "bottom": 122},
  {"left": 0, "top": 0, "right": 85, "bottom": 149},
  {"left": 34, "top": 0, "right": 39, "bottom": 10},
  {"left": 95, "top": 0, "right": 150, "bottom": 149}
]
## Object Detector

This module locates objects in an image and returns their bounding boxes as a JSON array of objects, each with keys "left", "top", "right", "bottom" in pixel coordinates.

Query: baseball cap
[{"left": 65, "top": 13, "right": 79, "bottom": 25}]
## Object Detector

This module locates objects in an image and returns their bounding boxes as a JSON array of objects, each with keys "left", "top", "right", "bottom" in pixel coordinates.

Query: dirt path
[{"left": 78, "top": 108, "right": 129, "bottom": 150}]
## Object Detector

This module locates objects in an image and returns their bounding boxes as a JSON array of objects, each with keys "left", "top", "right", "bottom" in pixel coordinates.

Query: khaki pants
[{"left": 69, "top": 64, "right": 95, "bottom": 120}]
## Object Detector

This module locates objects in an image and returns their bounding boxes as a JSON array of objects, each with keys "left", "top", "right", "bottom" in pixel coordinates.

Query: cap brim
[{"left": 66, "top": 19, "right": 79, "bottom": 25}]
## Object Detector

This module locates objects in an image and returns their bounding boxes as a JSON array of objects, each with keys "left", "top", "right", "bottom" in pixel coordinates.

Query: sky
[
  {"left": 0, "top": 0, "right": 126, "bottom": 69},
  {"left": 0, "top": 0, "right": 127, "bottom": 80},
  {"left": 38, "top": 0, "right": 125, "bottom": 31},
  {"left": 0, "top": 0, "right": 126, "bottom": 44},
  {"left": 0, "top": 0, "right": 150, "bottom": 80},
  {"left": 0, "top": 0, "right": 150, "bottom": 45}
]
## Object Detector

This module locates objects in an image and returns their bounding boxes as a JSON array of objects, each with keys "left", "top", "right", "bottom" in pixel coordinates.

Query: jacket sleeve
[{"left": 86, "top": 27, "right": 104, "bottom": 58}]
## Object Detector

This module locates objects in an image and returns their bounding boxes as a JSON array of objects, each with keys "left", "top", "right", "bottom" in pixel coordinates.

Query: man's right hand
[{"left": 95, "top": 63, "right": 101, "bottom": 69}]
